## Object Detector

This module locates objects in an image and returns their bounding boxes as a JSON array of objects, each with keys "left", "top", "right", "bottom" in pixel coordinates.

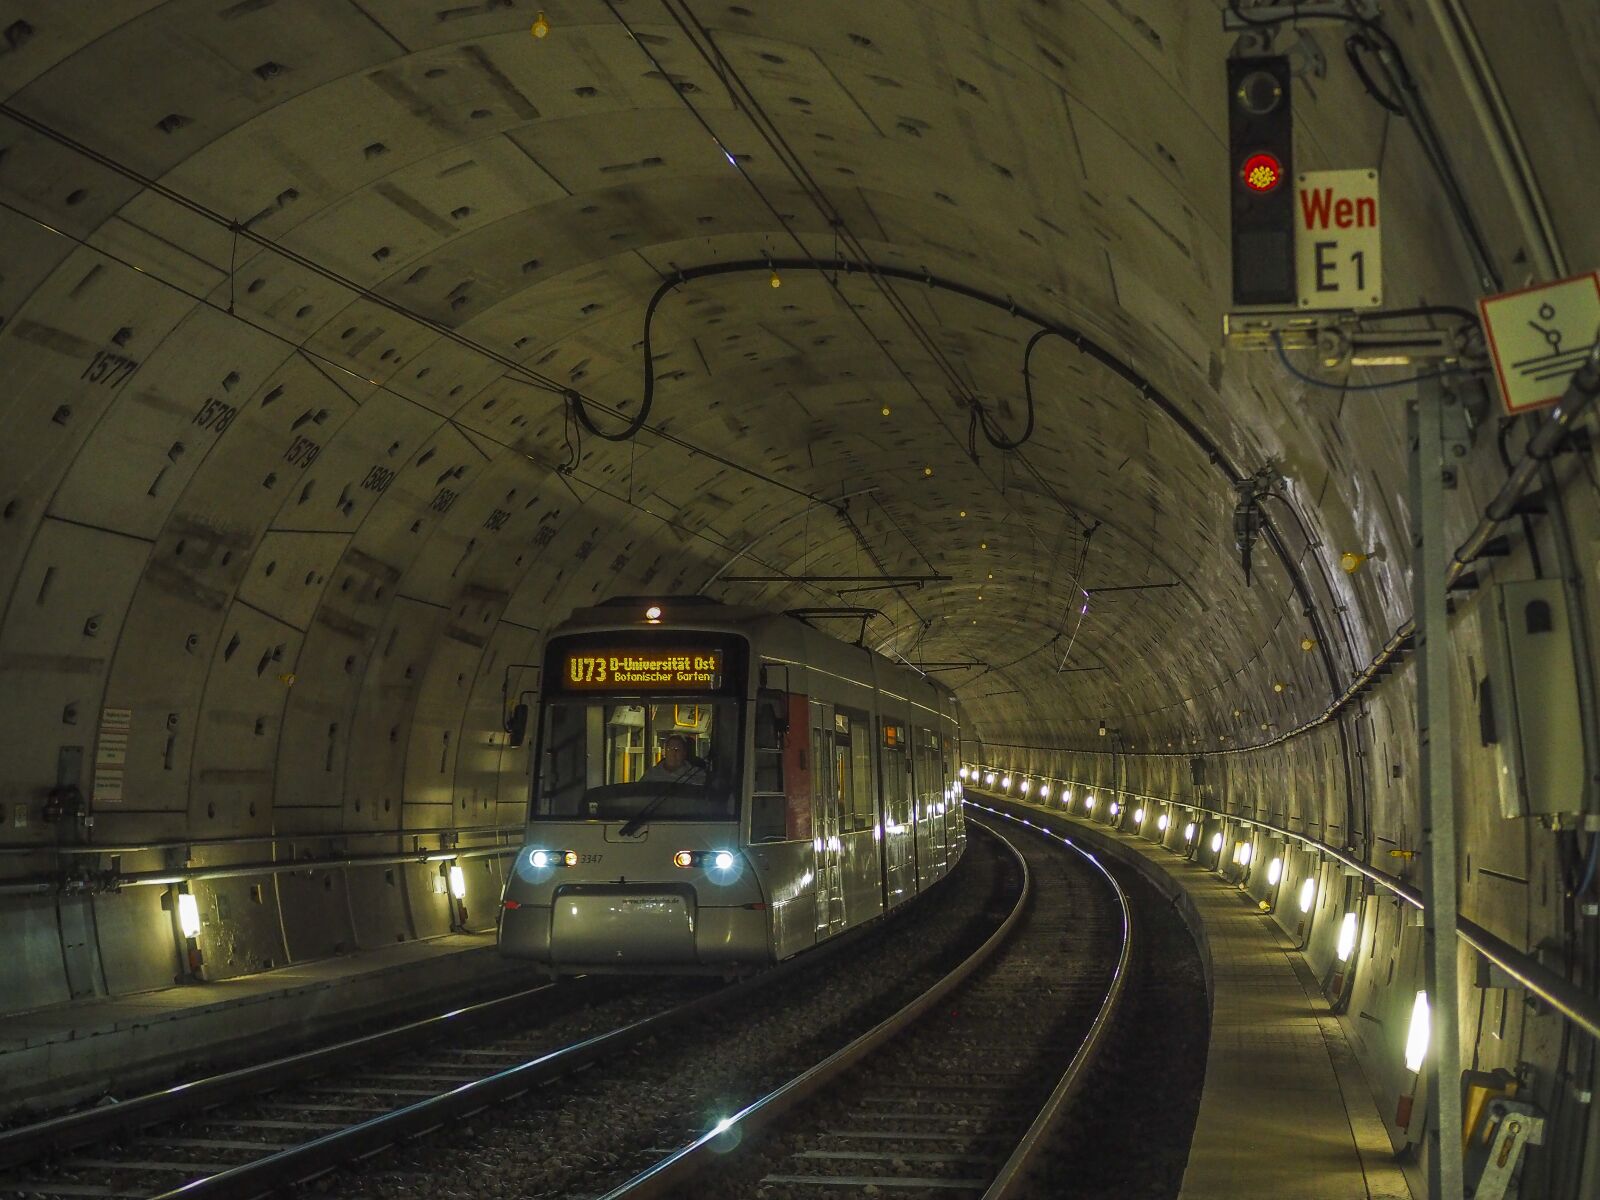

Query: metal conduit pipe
[
  {"left": 0, "top": 822, "right": 524, "bottom": 857},
  {"left": 979, "top": 785, "right": 1600, "bottom": 1042},
  {"left": 0, "top": 844, "right": 520, "bottom": 894}
]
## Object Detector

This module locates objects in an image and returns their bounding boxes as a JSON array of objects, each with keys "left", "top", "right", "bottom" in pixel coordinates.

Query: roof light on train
[{"left": 644, "top": 604, "right": 663, "bottom": 623}]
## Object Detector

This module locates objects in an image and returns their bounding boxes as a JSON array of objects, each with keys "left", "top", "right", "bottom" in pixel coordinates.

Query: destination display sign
[{"left": 562, "top": 648, "right": 724, "bottom": 691}]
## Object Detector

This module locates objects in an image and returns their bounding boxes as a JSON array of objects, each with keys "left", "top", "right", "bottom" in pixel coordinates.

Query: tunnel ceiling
[{"left": 0, "top": 0, "right": 1415, "bottom": 777}]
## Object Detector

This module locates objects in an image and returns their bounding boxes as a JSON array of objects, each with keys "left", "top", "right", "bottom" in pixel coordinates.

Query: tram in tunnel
[{"left": 499, "top": 596, "right": 965, "bottom": 971}]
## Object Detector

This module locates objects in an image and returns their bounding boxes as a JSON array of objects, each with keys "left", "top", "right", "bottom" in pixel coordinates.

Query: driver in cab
[{"left": 641, "top": 733, "right": 708, "bottom": 785}]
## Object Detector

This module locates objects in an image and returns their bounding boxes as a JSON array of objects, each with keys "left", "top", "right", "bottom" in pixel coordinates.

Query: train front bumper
[{"left": 499, "top": 883, "right": 771, "bottom": 970}]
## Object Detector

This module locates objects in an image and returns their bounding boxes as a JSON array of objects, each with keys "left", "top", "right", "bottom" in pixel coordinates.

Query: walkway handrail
[{"left": 967, "top": 779, "right": 1600, "bottom": 1043}]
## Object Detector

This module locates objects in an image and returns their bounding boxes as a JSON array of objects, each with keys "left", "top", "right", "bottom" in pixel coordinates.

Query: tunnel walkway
[{"left": 979, "top": 794, "right": 1413, "bottom": 1200}]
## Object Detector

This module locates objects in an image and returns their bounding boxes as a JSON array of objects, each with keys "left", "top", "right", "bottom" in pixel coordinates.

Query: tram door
[{"left": 811, "top": 700, "right": 847, "bottom": 937}]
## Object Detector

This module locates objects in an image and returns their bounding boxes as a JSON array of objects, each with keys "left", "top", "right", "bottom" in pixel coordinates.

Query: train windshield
[{"left": 532, "top": 698, "right": 742, "bottom": 822}]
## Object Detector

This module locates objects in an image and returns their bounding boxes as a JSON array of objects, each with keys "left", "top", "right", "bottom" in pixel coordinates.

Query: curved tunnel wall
[{"left": 0, "top": 8, "right": 1597, "bottom": 1182}]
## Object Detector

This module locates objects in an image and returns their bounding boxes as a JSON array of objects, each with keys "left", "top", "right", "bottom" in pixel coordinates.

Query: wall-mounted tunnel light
[
  {"left": 1000, "top": 776, "right": 1011, "bottom": 790},
  {"left": 1019, "top": 780, "right": 1031, "bottom": 796},
  {"left": 1158, "top": 814, "right": 1170, "bottom": 832},
  {"left": 447, "top": 863, "right": 467, "bottom": 900},
  {"left": 1404, "top": 990, "right": 1430, "bottom": 1072},
  {"left": 177, "top": 890, "right": 201, "bottom": 939},
  {"left": 1298, "top": 876, "right": 1317, "bottom": 912},
  {"left": 1184, "top": 822, "right": 1196, "bottom": 841},
  {"left": 1267, "top": 857, "right": 1283, "bottom": 886},
  {"left": 1109, "top": 801, "right": 1121, "bottom": 816},
  {"left": 1337, "top": 912, "right": 1359, "bottom": 962},
  {"left": 1210, "top": 831, "right": 1224, "bottom": 853},
  {"left": 1039, "top": 785, "right": 1050, "bottom": 800},
  {"left": 1238, "top": 843, "right": 1253, "bottom": 866},
  {"left": 959, "top": 767, "right": 969, "bottom": 779},
  {"left": 1084, "top": 795, "right": 1095, "bottom": 812}
]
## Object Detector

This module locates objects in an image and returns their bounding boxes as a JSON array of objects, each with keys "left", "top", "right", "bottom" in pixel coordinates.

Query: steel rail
[
  {"left": 592, "top": 823, "right": 1035, "bottom": 1200},
  {"left": 0, "top": 978, "right": 560, "bottom": 1171},
  {"left": 974, "top": 783, "right": 1600, "bottom": 1044},
  {"left": 66, "top": 841, "right": 968, "bottom": 1199},
  {"left": 977, "top": 810, "right": 1136, "bottom": 1199}
]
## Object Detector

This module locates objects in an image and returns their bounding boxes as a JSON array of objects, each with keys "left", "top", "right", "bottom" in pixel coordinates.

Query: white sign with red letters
[{"left": 1295, "top": 169, "right": 1382, "bottom": 310}]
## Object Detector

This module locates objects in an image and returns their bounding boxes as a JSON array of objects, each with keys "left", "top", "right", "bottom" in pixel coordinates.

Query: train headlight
[
  {"left": 529, "top": 849, "right": 575, "bottom": 870},
  {"left": 673, "top": 849, "right": 739, "bottom": 871}
]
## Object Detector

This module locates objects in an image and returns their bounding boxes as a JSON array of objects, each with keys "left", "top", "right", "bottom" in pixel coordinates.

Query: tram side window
[
  {"left": 834, "top": 708, "right": 875, "bottom": 833},
  {"left": 913, "top": 727, "right": 936, "bottom": 816},
  {"left": 750, "top": 689, "right": 787, "bottom": 842}
]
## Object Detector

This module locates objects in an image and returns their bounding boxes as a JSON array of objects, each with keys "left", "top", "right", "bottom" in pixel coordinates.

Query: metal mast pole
[{"left": 1412, "top": 376, "right": 1465, "bottom": 1199}]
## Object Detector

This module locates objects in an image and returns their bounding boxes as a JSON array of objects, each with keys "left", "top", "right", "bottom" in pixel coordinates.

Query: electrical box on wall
[{"left": 1484, "top": 579, "right": 1589, "bottom": 819}]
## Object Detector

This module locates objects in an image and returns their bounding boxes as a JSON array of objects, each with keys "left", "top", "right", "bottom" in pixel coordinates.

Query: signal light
[{"left": 1228, "top": 56, "right": 1296, "bottom": 306}]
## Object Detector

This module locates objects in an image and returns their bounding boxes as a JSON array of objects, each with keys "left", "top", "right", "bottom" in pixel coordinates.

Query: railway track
[
  {"left": 599, "top": 812, "right": 1131, "bottom": 1198},
  {"left": 0, "top": 838, "right": 996, "bottom": 1200}
]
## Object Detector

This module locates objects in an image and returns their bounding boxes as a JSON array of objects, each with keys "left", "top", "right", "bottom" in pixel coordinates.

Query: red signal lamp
[{"left": 1241, "top": 152, "right": 1284, "bottom": 193}]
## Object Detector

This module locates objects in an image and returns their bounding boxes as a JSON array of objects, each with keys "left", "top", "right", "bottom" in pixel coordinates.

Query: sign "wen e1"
[{"left": 1295, "top": 169, "right": 1381, "bottom": 310}]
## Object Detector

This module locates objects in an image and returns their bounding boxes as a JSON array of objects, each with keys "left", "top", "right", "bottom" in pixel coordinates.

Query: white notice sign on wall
[
  {"left": 1480, "top": 272, "right": 1600, "bottom": 414},
  {"left": 1295, "top": 169, "right": 1382, "bottom": 310}
]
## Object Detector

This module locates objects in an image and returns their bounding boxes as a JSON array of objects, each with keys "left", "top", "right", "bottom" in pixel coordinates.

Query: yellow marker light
[
  {"left": 1301, "top": 637, "right": 1317, "bottom": 652},
  {"left": 769, "top": 270, "right": 782, "bottom": 288},
  {"left": 980, "top": 541, "right": 988, "bottom": 550},
  {"left": 1267, "top": 857, "right": 1283, "bottom": 886},
  {"left": 563, "top": 850, "right": 579, "bottom": 868},
  {"left": 1337, "top": 911, "right": 1359, "bottom": 961},
  {"left": 1298, "top": 877, "right": 1316, "bottom": 912},
  {"left": 881, "top": 405, "right": 891, "bottom": 417},
  {"left": 448, "top": 863, "right": 467, "bottom": 899},
  {"left": 1210, "top": 831, "right": 1224, "bottom": 853},
  {"left": 959, "top": 509, "right": 968, "bottom": 517},
  {"left": 177, "top": 892, "right": 201, "bottom": 939},
  {"left": 1405, "top": 990, "right": 1430, "bottom": 1071},
  {"left": 1340, "top": 551, "right": 1368, "bottom": 573},
  {"left": 1272, "top": 681, "right": 1286, "bottom": 693},
  {"left": 674, "top": 850, "right": 693, "bottom": 869},
  {"left": 531, "top": 10, "right": 551, "bottom": 37},
  {"left": 923, "top": 465, "right": 934, "bottom": 476}
]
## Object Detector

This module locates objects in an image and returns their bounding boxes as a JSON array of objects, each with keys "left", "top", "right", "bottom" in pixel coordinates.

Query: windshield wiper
[{"left": 618, "top": 788, "right": 674, "bottom": 838}]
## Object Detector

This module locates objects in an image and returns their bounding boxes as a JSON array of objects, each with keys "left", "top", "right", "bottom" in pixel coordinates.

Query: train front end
[{"left": 499, "top": 618, "right": 770, "bottom": 972}]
